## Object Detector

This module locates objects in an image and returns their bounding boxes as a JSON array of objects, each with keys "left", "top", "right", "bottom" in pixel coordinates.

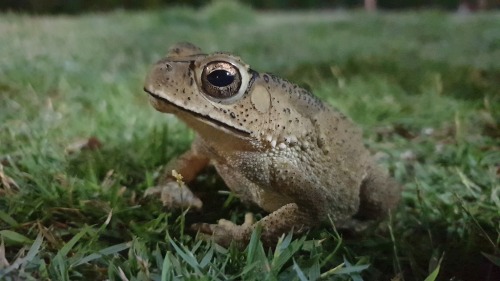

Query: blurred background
[{"left": 1, "top": 0, "right": 499, "bottom": 14}]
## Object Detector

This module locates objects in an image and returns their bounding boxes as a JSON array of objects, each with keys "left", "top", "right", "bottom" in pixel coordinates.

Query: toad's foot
[
  {"left": 192, "top": 213, "right": 255, "bottom": 248},
  {"left": 144, "top": 181, "right": 202, "bottom": 210},
  {"left": 192, "top": 203, "right": 314, "bottom": 248}
]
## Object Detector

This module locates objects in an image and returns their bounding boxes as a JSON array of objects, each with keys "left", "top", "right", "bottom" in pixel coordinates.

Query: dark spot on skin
[
  {"left": 189, "top": 77, "right": 194, "bottom": 86},
  {"left": 187, "top": 97, "right": 191, "bottom": 101},
  {"left": 263, "top": 74, "right": 269, "bottom": 83},
  {"left": 230, "top": 112, "right": 236, "bottom": 118},
  {"left": 223, "top": 110, "right": 227, "bottom": 114}
]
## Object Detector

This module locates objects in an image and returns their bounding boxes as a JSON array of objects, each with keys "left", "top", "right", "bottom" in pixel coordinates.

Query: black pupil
[{"left": 207, "top": 70, "right": 234, "bottom": 87}]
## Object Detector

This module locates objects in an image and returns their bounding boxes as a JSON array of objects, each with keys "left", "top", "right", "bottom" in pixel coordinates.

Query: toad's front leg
[{"left": 144, "top": 137, "right": 209, "bottom": 210}]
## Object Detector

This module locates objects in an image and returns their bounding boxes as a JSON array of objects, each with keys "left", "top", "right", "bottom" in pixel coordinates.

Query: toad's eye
[
  {"left": 206, "top": 69, "right": 234, "bottom": 87},
  {"left": 201, "top": 61, "right": 242, "bottom": 99}
]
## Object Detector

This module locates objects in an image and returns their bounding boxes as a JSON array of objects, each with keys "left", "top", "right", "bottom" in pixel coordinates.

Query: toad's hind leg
[
  {"left": 355, "top": 163, "right": 401, "bottom": 220},
  {"left": 194, "top": 202, "right": 314, "bottom": 248},
  {"left": 197, "top": 164, "right": 315, "bottom": 246}
]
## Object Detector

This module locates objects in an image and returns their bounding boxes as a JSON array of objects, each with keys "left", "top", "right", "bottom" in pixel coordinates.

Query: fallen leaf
[
  {"left": 0, "top": 164, "right": 19, "bottom": 193},
  {"left": 65, "top": 136, "right": 102, "bottom": 154}
]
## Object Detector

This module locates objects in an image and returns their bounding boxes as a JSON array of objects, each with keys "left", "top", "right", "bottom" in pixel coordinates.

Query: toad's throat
[{"left": 144, "top": 88, "right": 251, "bottom": 136}]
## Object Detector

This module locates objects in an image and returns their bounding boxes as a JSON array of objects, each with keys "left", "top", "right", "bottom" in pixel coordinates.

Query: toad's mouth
[{"left": 144, "top": 87, "right": 251, "bottom": 136}]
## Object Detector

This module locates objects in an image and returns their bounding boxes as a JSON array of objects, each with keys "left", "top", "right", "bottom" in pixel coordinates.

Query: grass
[{"left": 1, "top": 2, "right": 499, "bottom": 280}]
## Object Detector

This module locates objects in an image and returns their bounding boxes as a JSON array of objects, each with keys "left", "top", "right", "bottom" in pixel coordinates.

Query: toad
[{"left": 143, "top": 42, "right": 401, "bottom": 247}]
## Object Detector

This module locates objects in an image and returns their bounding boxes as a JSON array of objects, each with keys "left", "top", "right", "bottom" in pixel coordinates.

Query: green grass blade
[
  {"left": 0, "top": 211, "right": 18, "bottom": 227},
  {"left": 161, "top": 251, "right": 172, "bottom": 281},
  {"left": 271, "top": 234, "right": 304, "bottom": 273},
  {"left": 332, "top": 264, "right": 370, "bottom": 275},
  {"left": 481, "top": 252, "right": 500, "bottom": 267},
  {"left": 424, "top": 256, "right": 443, "bottom": 281},
  {"left": 308, "top": 259, "right": 320, "bottom": 281},
  {"left": 21, "top": 233, "right": 43, "bottom": 264},
  {"left": 0, "top": 233, "right": 43, "bottom": 277},
  {"left": 72, "top": 241, "right": 132, "bottom": 267},
  {"left": 246, "top": 225, "right": 262, "bottom": 263},
  {"left": 0, "top": 230, "right": 32, "bottom": 245},
  {"left": 169, "top": 238, "right": 201, "bottom": 274},
  {"left": 292, "top": 259, "right": 308, "bottom": 281},
  {"left": 199, "top": 244, "right": 214, "bottom": 268},
  {"left": 57, "top": 227, "right": 89, "bottom": 257}
]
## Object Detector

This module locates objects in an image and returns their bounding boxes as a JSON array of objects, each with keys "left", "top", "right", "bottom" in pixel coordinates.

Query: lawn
[{"left": 0, "top": 2, "right": 499, "bottom": 280}]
